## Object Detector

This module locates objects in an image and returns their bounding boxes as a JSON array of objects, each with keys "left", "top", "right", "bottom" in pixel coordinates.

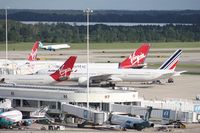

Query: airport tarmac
[
  {"left": 0, "top": 123, "right": 200, "bottom": 133},
  {"left": 117, "top": 74, "right": 200, "bottom": 100}
]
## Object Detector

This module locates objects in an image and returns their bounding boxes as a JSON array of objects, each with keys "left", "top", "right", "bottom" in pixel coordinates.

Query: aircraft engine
[
  {"left": 78, "top": 77, "right": 87, "bottom": 86},
  {"left": 0, "top": 78, "right": 5, "bottom": 83}
]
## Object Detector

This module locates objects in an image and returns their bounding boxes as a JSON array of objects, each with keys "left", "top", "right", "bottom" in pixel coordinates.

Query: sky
[{"left": 0, "top": 0, "right": 200, "bottom": 10}]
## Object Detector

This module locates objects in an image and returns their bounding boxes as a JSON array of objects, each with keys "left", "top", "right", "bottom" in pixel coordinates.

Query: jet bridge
[
  {"left": 110, "top": 104, "right": 197, "bottom": 123},
  {"left": 62, "top": 103, "right": 107, "bottom": 125}
]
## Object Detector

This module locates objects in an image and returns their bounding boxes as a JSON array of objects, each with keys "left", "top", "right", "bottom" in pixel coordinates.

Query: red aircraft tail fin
[
  {"left": 119, "top": 43, "right": 150, "bottom": 69},
  {"left": 50, "top": 56, "right": 77, "bottom": 81},
  {"left": 27, "top": 41, "right": 39, "bottom": 61}
]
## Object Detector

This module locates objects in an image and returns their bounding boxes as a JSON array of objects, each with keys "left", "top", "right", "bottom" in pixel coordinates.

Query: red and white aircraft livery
[
  {"left": 119, "top": 43, "right": 150, "bottom": 69},
  {"left": 35, "top": 42, "right": 150, "bottom": 69},
  {"left": 0, "top": 56, "right": 77, "bottom": 85},
  {"left": 0, "top": 41, "right": 39, "bottom": 67},
  {"left": 34, "top": 44, "right": 150, "bottom": 74},
  {"left": 27, "top": 41, "right": 39, "bottom": 61}
]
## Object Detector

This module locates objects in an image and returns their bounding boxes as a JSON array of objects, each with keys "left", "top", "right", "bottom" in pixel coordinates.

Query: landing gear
[
  {"left": 151, "top": 80, "right": 161, "bottom": 84},
  {"left": 109, "top": 82, "right": 116, "bottom": 87},
  {"left": 100, "top": 82, "right": 116, "bottom": 88},
  {"left": 122, "top": 127, "right": 127, "bottom": 131},
  {"left": 168, "top": 78, "right": 174, "bottom": 83}
]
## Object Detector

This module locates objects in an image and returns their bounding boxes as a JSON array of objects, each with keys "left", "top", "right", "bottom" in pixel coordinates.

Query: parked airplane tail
[
  {"left": 38, "top": 41, "right": 43, "bottom": 48},
  {"left": 119, "top": 43, "right": 150, "bottom": 69},
  {"left": 159, "top": 49, "right": 182, "bottom": 71},
  {"left": 50, "top": 56, "right": 77, "bottom": 81},
  {"left": 27, "top": 41, "right": 39, "bottom": 61}
]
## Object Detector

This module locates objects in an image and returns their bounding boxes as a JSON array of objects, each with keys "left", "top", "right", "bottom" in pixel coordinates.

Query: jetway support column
[{"left": 20, "top": 99, "right": 23, "bottom": 107}]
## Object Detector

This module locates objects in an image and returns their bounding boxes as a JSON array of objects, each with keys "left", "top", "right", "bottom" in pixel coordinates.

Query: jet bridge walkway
[{"left": 62, "top": 103, "right": 107, "bottom": 126}]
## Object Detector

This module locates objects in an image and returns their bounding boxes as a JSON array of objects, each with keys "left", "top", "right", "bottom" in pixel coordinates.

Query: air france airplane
[{"left": 71, "top": 49, "right": 183, "bottom": 86}]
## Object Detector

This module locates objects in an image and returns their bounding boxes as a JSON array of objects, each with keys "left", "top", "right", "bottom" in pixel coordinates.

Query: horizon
[
  {"left": 1, "top": 9, "right": 200, "bottom": 11},
  {"left": 0, "top": 0, "right": 200, "bottom": 10}
]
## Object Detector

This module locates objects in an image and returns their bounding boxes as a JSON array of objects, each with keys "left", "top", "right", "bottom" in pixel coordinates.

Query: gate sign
[
  {"left": 162, "top": 109, "right": 170, "bottom": 119},
  {"left": 194, "top": 105, "right": 200, "bottom": 113}
]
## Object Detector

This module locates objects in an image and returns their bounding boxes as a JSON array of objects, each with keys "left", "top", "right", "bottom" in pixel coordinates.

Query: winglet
[
  {"left": 119, "top": 43, "right": 150, "bottom": 69},
  {"left": 159, "top": 49, "right": 182, "bottom": 71},
  {"left": 50, "top": 56, "right": 77, "bottom": 81},
  {"left": 27, "top": 41, "right": 39, "bottom": 61}
]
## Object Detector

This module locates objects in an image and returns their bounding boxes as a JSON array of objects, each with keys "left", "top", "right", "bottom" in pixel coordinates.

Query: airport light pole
[
  {"left": 84, "top": 8, "right": 93, "bottom": 108},
  {"left": 5, "top": 7, "right": 8, "bottom": 63}
]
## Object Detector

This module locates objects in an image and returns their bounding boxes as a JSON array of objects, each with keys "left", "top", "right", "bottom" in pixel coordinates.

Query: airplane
[
  {"left": 0, "top": 56, "right": 77, "bottom": 85},
  {"left": 39, "top": 41, "right": 70, "bottom": 51},
  {"left": 85, "top": 43, "right": 150, "bottom": 69},
  {"left": 35, "top": 43, "right": 150, "bottom": 75},
  {"left": 0, "top": 108, "right": 23, "bottom": 128},
  {"left": 108, "top": 106, "right": 154, "bottom": 131},
  {"left": 32, "top": 42, "right": 150, "bottom": 70},
  {"left": 72, "top": 49, "right": 182, "bottom": 86},
  {"left": 0, "top": 105, "right": 49, "bottom": 128}
]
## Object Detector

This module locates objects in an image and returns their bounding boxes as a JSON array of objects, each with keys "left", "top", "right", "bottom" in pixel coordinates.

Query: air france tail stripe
[
  {"left": 159, "top": 49, "right": 180, "bottom": 69},
  {"left": 160, "top": 51, "right": 181, "bottom": 70},
  {"left": 165, "top": 58, "right": 179, "bottom": 70},
  {"left": 159, "top": 49, "right": 182, "bottom": 70},
  {"left": 162, "top": 52, "right": 181, "bottom": 70},
  {"left": 169, "top": 60, "right": 178, "bottom": 70}
]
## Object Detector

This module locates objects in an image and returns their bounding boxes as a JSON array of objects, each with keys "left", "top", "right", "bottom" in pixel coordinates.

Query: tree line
[
  {"left": 0, "top": 20, "right": 199, "bottom": 43},
  {"left": 0, "top": 9, "right": 200, "bottom": 24}
]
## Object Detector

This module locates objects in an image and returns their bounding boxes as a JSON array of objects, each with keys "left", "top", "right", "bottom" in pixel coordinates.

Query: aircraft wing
[
  {"left": 90, "top": 74, "right": 123, "bottom": 83},
  {"left": 89, "top": 74, "right": 112, "bottom": 83},
  {"left": 158, "top": 72, "right": 174, "bottom": 79},
  {"left": 173, "top": 70, "right": 187, "bottom": 76}
]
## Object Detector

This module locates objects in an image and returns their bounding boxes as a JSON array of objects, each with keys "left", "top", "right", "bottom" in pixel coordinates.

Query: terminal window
[
  {"left": 40, "top": 101, "right": 56, "bottom": 109},
  {"left": 13, "top": 99, "right": 21, "bottom": 107},
  {"left": 23, "top": 100, "right": 38, "bottom": 108}
]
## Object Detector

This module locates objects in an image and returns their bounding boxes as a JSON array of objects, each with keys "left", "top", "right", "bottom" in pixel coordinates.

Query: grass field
[{"left": 0, "top": 42, "right": 200, "bottom": 51}]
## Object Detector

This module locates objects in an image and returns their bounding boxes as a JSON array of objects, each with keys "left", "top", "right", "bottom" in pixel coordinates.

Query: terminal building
[
  {"left": 0, "top": 84, "right": 140, "bottom": 113},
  {"left": 0, "top": 84, "right": 200, "bottom": 123}
]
